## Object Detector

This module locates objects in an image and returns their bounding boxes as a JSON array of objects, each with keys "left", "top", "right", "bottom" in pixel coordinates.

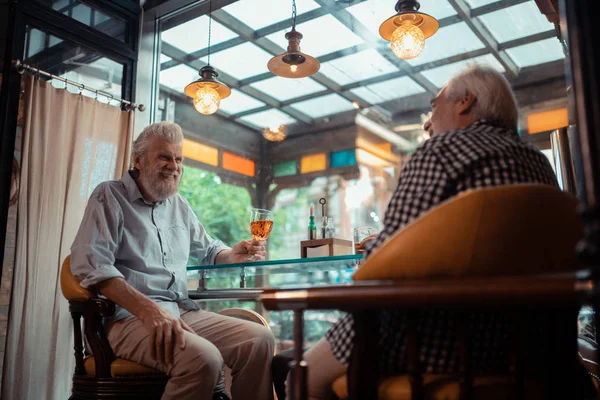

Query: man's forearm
[
  {"left": 95, "top": 277, "right": 161, "bottom": 320},
  {"left": 215, "top": 249, "right": 232, "bottom": 264}
]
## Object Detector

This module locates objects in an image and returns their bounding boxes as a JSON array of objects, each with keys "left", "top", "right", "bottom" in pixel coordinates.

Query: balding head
[{"left": 427, "top": 65, "right": 518, "bottom": 137}]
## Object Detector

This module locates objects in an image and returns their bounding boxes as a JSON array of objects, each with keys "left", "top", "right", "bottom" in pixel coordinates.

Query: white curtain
[{"left": 3, "top": 76, "right": 133, "bottom": 399}]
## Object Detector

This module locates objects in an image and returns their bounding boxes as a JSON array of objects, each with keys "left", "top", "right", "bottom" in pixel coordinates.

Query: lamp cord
[
  {"left": 207, "top": 0, "right": 213, "bottom": 65},
  {"left": 291, "top": 0, "right": 297, "bottom": 31}
]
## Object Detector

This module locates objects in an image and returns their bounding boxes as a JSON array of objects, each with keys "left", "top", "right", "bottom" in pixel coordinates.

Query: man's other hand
[
  {"left": 230, "top": 240, "right": 267, "bottom": 263},
  {"left": 140, "top": 307, "right": 195, "bottom": 366}
]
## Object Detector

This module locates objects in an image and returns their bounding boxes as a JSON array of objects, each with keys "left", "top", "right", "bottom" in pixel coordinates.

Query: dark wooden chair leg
[
  {"left": 289, "top": 310, "right": 308, "bottom": 400},
  {"left": 457, "top": 312, "right": 472, "bottom": 400},
  {"left": 348, "top": 310, "right": 378, "bottom": 400}
]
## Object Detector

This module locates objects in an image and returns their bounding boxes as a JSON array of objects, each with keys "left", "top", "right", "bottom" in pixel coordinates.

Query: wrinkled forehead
[
  {"left": 147, "top": 135, "right": 182, "bottom": 155},
  {"left": 430, "top": 86, "right": 448, "bottom": 106}
]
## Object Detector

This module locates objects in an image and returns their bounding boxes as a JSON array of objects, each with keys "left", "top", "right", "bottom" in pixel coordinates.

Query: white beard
[{"left": 139, "top": 168, "right": 180, "bottom": 202}]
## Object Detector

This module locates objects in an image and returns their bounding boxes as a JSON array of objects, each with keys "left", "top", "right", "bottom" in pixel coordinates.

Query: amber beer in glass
[{"left": 250, "top": 208, "right": 275, "bottom": 241}]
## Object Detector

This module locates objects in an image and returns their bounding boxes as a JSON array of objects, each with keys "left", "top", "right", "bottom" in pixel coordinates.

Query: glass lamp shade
[
  {"left": 193, "top": 86, "right": 221, "bottom": 115},
  {"left": 379, "top": 6, "right": 438, "bottom": 60},
  {"left": 184, "top": 65, "right": 231, "bottom": 115},
  {"left": 390, "top": 21, "right": 425, "bottom": 60},
  {"left": 263, "top": 125, "right": 287, "bottom": 142}
]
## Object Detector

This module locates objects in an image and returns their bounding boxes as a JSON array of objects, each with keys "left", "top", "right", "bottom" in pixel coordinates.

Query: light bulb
[
  {"left": 193, "top": 86, "right": 220, "bottom": 115},
  {"left": 390, "top": 21, "right": 425, "bottom": 60},
  {"left": 290, "top": 64, "right": 298, "bottom": 73}
]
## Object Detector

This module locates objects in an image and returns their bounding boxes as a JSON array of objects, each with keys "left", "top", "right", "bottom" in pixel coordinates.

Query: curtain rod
[{"left": 12, "top": 59, "right": 145, "bottom": 112}]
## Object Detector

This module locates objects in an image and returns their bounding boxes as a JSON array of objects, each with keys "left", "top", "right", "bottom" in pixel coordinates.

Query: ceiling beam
[
  {"left": 471, "top": 0, "right": 530, "bottom": 17},
  {"left": 498, "top": 29, "right": 557, "bottom": 51},
  {"left": 448, "top": 0, "right": 520, "bottom": 79}
]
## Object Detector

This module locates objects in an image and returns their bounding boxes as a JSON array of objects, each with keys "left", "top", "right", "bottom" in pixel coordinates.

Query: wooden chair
[
  {"left": 60, "top": 256, "right": 168, "bottom": 399},
  {"left": 263, "top": 185, "right": 596, "bottom": 400},
  {"left": 61, "top": 257, "right": 272, "bottom": 400}
]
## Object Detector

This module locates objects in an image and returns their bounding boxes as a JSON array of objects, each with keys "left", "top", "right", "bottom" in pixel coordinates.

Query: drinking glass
[
  {"left": 247, "top": 208, "right": 275, "bottom": 261},
  {"left": 353, "top": 226, "right": 378, "bottom": 254}
]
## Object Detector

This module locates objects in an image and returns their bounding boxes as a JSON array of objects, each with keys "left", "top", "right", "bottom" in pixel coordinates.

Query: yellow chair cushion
[
  {"left": 332, "top": 374, "right": 544, "bottom": 400},
  {"left": 60, "top": 256, "right": 94, "bottom": 301},
  {"left": 84, "top": 357, "right": 165, "bottom": 377},
  {"left": 217, "top": 308, "right": 270, "bottom": 328},
  {"left": 353, "top": 185, "right": 582, "bottom": 281}
]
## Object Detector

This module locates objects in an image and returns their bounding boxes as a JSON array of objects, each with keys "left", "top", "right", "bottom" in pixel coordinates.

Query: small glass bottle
[{"left": 325, "top": 217, "right": 335, "bottom": 239}]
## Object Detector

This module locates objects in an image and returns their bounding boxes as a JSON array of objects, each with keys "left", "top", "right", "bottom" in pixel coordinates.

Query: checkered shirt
[{"left": 325, "top": 120, "right": 559, "bottom": 374}]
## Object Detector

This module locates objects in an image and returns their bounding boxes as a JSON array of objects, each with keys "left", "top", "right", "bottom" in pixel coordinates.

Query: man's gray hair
[
  {"left": 446, "top": 65, "right": 518, "bottom": 131},
  {"left": 132, "top": 121, "right": 184, "bottom": 161}
]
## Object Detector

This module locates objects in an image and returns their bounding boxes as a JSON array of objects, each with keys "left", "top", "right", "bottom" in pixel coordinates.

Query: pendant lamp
[
  {"left": 267, "top": 0, "right": 320, "bottom": 78},
  {"left": 379, "top": 0, "right": 438, "bottom": 60},
  {"left": 184, "top": 0, "right": 231, "bottom": 115},
  {"left": 263, "top": 125, "right": 287, "bottom": 142}
]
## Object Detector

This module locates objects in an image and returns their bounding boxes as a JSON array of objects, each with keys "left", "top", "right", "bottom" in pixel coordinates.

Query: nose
[
  {"left": 423, "top": 119, "right": 432, "bottom": 133},
  {"left": 166, "top": 157, "right": 178, "bottom": 171}
]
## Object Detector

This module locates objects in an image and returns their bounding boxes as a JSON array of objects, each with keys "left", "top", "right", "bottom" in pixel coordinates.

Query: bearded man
[{"left": 70, "top": 121, "right": 274, "bottom": 400}]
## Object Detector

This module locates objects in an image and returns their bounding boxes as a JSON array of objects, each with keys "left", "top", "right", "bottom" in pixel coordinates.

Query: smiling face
[{"left": 134, "top": 135, "right": 183, "bottom": 202}]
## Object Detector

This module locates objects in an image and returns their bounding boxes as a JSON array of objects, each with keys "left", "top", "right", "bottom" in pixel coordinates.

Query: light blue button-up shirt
[{"left": 70, "top": 171, "right": 229, "bottom": 326}]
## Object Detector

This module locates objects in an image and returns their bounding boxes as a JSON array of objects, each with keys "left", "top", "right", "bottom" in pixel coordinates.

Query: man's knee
[
  {"left": 177, "top": 336, "right": 224, "bottom": 380},
  {"left": 242, "top": 323, "right": 275, "bottom": 359},
  {"left": 254, "top": 325, "right": 275, "bottom": 353}
]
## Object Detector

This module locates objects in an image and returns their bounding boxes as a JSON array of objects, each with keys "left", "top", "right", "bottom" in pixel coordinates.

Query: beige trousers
[
  {"left": 285, "top": 338, "right": 347, "bottom": 400},
  {"left": 106, "top": 308, "right": 275, "bottom": 400}
]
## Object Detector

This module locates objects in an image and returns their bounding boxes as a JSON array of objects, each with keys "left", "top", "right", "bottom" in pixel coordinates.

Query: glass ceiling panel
[
  {"left": 160, "top": 54, "right": 172, "bottom": 63},
  {"left": 290, "top": 93, "right": 355, "bottom": 118},
  {"left": 505, "top": 38, "right": 565, "bottom": 68},
  {"left": 162, "top": 16, "right": 238, "bottom": 54},
  {"left": 218, "top": 89, "right": 266, "bottom": 116},
  {"left": 347, "top": 0, "right": 457, "bottom": 41},
  {"left": 406, "top": 22, "right": 485, "bottom": 66},
  {"left": 201, "top": 42, "right": 274, "bottom": 80},
  {"left": 350, "top": 76, "right": 425, "bottom": 104},
  {"left": 266, "top": 15, "right": 364, "bottom": 57},
  {"left": 420, "top": 54, "right": 505, "bottom": 87},
  {"left": 159, "top": 64, "right": 199, "bottom": 93},
  {"left": 223, "top": 0, "right": 321, "bottom": 30},
  {"left": 318, "top": 49, "right": 399, "bottom": 86},
  {"left": 465, "top": 0, "right": 499, "bottom": 7},
  {"left": 250, "top": 76, "right": 326, "bottom": 102},
  {"left": 239, "top": 109, "right": 297, "bottom": 129},
  {"left": 478, "top": 2, "right": 555, "bottom": 43}
]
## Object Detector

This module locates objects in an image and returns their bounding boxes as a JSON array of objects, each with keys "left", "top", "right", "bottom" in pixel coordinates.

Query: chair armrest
[
  {"left": 260, "top": 272, "right": 591, "bottom": 312},
  {"left": 69, "top": 297, "right": 117, "bottom": 378}
]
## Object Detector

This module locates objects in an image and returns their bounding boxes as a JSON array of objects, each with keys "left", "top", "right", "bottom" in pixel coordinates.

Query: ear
[
  {"left": 456, "top": 91, "right": 476, "bottom": 115},
  {"left": 133, "top": 154, "right": 143, "bottom": 171}
]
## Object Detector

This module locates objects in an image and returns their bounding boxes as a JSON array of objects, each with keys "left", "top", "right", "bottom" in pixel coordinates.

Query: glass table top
[{"left": 187, "top": 254, "right": 363, "bottom": 279}]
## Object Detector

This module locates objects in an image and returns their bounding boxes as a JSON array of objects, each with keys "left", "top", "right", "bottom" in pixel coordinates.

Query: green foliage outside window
[
  {"left": 179, "top": 165, "right": 342, "bottom": 340},
  {"left": 179, "top": 166, "right": 252, "bottom": 248}
]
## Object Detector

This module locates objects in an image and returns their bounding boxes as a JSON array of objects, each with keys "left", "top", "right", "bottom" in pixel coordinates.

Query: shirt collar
[{"left": 122, "top": 170, "right": 145, "bottom": 203}]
